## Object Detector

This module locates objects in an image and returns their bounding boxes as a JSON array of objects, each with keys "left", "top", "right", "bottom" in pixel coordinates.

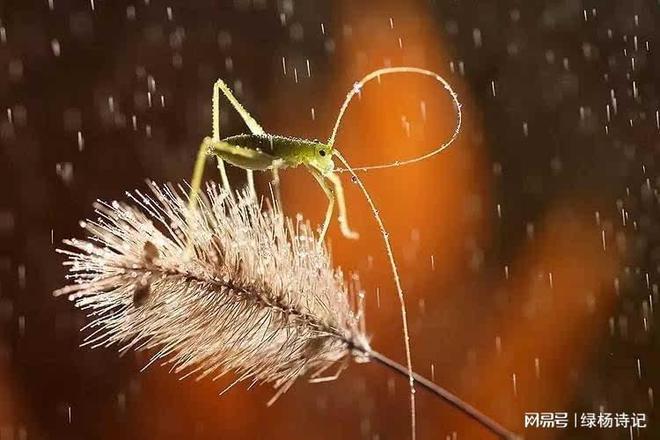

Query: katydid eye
[{"left": 319, "top": 150, "right": 326, "bottom": 157}]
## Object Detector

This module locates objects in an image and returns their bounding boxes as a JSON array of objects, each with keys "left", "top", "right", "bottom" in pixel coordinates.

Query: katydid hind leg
[
  {"left": 326, "top": 172, "right": 359, "bottom": 239},
  {"left": 207, "top": 139, "right": 277, "bottom": 171},
  {"left": 212, "top": 78, "right": 266, "bottom": 197},
  {"left": 188, "top": 141, "right": 210, "bottom": 213},
  {"left": 309, "top": 167, "right": 335, "bottom": 243},
  {"left": 246, "top": 170, "right": 256, "bottom": 199},
  {"left": 213, "top": 79, "right": 265, "bottom": 137}
]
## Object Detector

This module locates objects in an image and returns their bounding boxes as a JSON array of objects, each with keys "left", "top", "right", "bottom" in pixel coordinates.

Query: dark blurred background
[{"left": 0, "top": 0, "right": 658, "bottom": 439}]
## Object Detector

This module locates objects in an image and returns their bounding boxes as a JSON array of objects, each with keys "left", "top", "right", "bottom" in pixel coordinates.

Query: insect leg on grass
[
  {"left": 308, "top": 165, "right": 358, "bottom": 241},
  {"left": 308, "top": 358, "right": 349, "bottom": 383},
  {"left": 187, "top": 78, "right": 272, "bottom": 212},
  {"left": 187, "top": 79, "right": 357, "bottom": 242}
]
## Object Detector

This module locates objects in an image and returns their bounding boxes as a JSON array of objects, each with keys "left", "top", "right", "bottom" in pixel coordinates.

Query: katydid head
[{"left": 306, "top": 143, "right": 335, "bottom": 175}]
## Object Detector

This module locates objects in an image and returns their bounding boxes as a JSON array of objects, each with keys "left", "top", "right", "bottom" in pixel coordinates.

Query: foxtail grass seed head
[
  {"left": 55, "top": 182, "right": 517, "bottom": 439},
  {"left": 55, "top": 182, "right": 371, "bottom": 396}
]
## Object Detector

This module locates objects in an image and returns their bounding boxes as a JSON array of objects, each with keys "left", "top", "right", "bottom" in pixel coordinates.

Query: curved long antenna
[
  {"left": 333, "top": 150, "right": 417, "bottom": 440},
  {"left": 328, "top": 67, "right": 462, "bottom": 173}
]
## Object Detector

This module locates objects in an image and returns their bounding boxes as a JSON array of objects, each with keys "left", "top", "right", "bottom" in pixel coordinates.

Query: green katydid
[
  {"left": 187, "top": 66, "right": 461, "bottom": 440},
  {"left": 187, "top": 66, "right": 461, "bottom": 242}
]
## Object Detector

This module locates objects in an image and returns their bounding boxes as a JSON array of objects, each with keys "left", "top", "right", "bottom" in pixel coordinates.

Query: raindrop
[
  {"left": 51, "top": 39, "right": 61, "bottom": 56},
  {"left": 324, "top": 38, "right": 335, "bottom": 54},
  {"left": 512, "top": 373, "right": 517, "bottom": 397},
  {"left": 545, "top": 50, "right": 555, "bottom": 64},
  {"left": 526, "top": 222, "right": 535, "bottom": 240},
  {"left": 18, "top": 265, "right": 26, "bottom": 289},
  {"left": 472, "top": 28, "right": 482, "bottom": 48},
  {"left": 9, "top": 59, "right": 24, "bottom": 81},
  {"left": 18, "top": 315, "right": 25, "bottom": 337},
  {"left": 217, "top": 30, "right": 232, "bottom": 50},
  {"left": 172, "top": 53, "right": 183, "bottom": 68},
  {"left": 289, "top": 23, "right": 304, "bottom": 42},
  {"left": 387, "top": 377, "right": 396, "bottom": 395},
  {"left": 649, "top": 388, "right": 654, "bottom": 407},
  {"left": 534, "top": 358, "right": 540, "bottom": 379},
  {"left": 56, "top": 162, "right": 74, "bottom": 185}
]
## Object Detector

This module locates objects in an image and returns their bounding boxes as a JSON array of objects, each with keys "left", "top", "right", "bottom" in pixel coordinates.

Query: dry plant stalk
[{"left": 56, "top": 182, "right": 515, "bottom": 439}]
